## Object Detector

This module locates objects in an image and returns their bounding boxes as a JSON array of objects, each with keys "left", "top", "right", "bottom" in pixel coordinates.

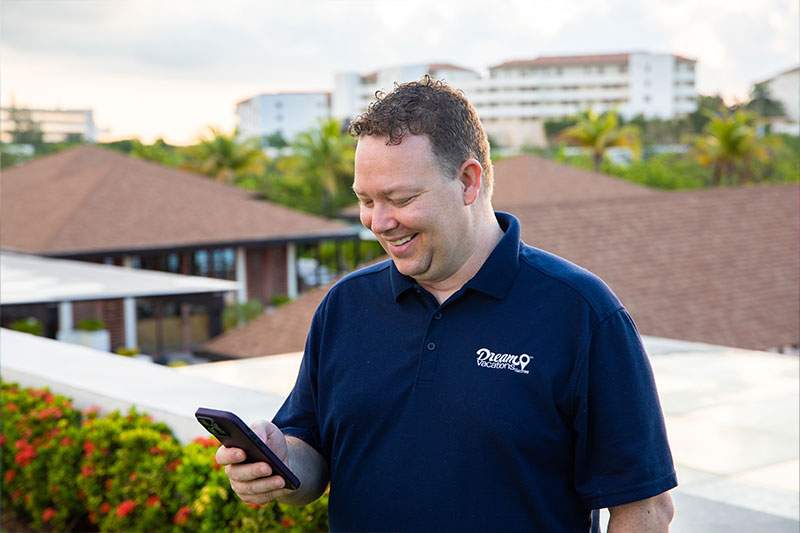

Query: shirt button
[
  {"left": 433, "top": 312, "right": 442, "bottom": 320},
  {"left": 427, "top": 342, "right": 436, "bottom": 351}
]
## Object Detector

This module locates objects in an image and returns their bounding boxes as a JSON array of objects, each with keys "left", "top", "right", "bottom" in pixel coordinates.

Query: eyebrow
[{"left": 352, "top": 185, "right": 420, "bottom": 198}]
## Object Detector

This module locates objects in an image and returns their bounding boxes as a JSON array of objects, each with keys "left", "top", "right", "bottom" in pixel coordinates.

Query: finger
[
  {"left": 225, "top": 461, "right": 272, "bottom": 482},
  {"left": 216, "top": 445, "right": 246, "bottom": 466},
  {"left": 231, "top": 475, "right": 285, "bottom": 496},
  {"left": 250, "top": 420, "right": 268, "bottom": 442},
  {"left": 239, "top": 487, "right": 290, "bottom": 506}
]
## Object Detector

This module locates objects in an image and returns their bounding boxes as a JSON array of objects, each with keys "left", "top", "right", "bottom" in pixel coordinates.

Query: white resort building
[
  {"left": 235, "top": 91, "right": 331, "bottom": 144},
  {"left": 333, "top": 52, "right": 698, "bottom": 148}
]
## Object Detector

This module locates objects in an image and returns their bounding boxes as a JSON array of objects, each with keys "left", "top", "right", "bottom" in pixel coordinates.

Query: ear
[{"left": 457, "top": 158, "right": 482, "bottom": 206}]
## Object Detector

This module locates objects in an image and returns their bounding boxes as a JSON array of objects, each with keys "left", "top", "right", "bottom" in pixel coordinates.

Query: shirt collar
[{"left": 389, "top": 211, "right": 521, "bottom": 301}]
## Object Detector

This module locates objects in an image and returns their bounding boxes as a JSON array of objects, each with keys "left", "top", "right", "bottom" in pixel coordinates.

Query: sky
[{"left": 2, "top": 0, "right": 798, "bottom": 144}]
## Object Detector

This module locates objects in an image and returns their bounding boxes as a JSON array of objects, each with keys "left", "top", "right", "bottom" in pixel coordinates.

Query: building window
[
  {"left": 167, "top": 253, "right": 180, "bottom": 273},
  {"left": 194, "top": 250, "right": 209, "bottom": 276}
]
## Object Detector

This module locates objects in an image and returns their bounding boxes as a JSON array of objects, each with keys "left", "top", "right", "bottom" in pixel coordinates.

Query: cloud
[{"left": 2, "top": 0, "right": 797, "bottom": 141}]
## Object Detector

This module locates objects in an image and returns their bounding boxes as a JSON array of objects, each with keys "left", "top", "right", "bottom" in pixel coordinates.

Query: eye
[
  {"left": 358, "top": 197, "right": 373, "bottom": 208},
  {"left": 392, "top": 195, "right": 417, "bottom": 207}
]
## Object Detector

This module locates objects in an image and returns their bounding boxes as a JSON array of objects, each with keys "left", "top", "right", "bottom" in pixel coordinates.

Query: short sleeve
[
  {"left": 572, "top": 308, "right": 677, "bottom": 509},
  {"left": 272, "top": 306, "right": 326, "bottom": 461}
]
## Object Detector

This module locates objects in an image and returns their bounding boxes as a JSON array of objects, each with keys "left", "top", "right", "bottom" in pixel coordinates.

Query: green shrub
[
  {"left": 114, "top": 346, "right": 140, "bottom": 357},
  {"left": 8, "top": 317, "right": 44, "bottom": 336},
  {"left": 76, "top": 319, "right": 106, "bottom": 332},
  {"left": 223, "top": 299, "right": 263, "bottom": 331},
  {"left": 0, "top": 381, "right": 329, "bottom": 531}
]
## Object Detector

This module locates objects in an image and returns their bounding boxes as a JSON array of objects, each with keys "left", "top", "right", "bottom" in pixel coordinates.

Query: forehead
[{"left": 353, "top": 135, "right": 443, "bottom": 194}]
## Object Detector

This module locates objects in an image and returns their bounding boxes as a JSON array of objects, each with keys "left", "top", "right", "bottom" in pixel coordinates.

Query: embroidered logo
[{"left": 475, "top": 348, "right": 532, "bottom": 374}]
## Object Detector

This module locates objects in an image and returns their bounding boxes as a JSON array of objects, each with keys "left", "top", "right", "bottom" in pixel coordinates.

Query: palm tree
[
  {"left": 184, "top": 128, "right": 266, "bottom": 183},
  {"left": 292, "top": 119, "right": 355, "bottom": 217},
  {"left": 558, "top": 109, "right": 641, "bottom": 172},
  {"left": 692, "top": 111, "right": 768, "bottom": 186}
]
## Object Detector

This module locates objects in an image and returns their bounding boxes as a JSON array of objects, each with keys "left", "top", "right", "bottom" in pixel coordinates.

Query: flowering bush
[{"left": 1, "top": 381, "right": 329, "bottom": 531}]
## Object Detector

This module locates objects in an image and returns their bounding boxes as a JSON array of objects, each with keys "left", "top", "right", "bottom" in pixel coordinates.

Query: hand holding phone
[{"left": 197, "top": 407, "right": 301, "bottom": 493}]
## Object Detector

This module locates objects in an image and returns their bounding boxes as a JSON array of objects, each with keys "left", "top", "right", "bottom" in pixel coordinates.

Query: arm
[
  {"left": 607, "top": 491, "right": 674, "bottom": 533},
  {"left": 216, "top": 421, "right": 329, "bottom": 506}
]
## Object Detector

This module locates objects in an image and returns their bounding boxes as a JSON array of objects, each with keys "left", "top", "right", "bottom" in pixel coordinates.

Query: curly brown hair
[{"left": 349, "top": 76, "right": 493, "bottom": 197}]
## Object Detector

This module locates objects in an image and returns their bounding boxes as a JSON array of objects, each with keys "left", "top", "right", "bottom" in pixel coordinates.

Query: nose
[{"left": 365, "top": 202, "right": 398, "bottom": 235}]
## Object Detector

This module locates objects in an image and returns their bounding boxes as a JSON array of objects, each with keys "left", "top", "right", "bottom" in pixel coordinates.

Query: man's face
[{"left": 353, "top": 134, "right": 473, "bottom": 285}]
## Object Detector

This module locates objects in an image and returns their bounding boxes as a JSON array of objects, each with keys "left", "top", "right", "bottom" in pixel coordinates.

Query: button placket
[{"left": 417, "top": 309, "right": 444, "bottom": 383}]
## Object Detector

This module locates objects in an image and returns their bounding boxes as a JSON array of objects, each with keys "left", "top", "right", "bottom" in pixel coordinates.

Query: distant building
[
  {"left": 333, "top": 63, "right": 481, "bottom": 120},
  {"left": 0, "top": 146, "right": 362, "bottom": 353},
  {"left": 235, "top": 92, "right": 331, "bottom": 144},
  {"left": 757, "top": 66, "right": 800, "bottom": 135},
  {"left": 333, "top": 53, "right": 698, "bottom": 148},
  {"left": 0, "top": 106, "right": 97, "bottom": 143}
]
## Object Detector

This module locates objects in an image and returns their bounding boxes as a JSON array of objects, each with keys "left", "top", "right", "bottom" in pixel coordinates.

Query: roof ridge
[{"left": 42, "top": 152, "right": 121, "bottom": 251}]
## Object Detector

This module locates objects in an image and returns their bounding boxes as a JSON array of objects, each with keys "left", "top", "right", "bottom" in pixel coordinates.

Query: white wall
[
  {"left": 766, "top": 68, "right": 800, "bottom": 121},
  {"left": 0, "top": 329, "right": 285, "bottom": 443},
  {"left": 237, "top": 92, "right": 330, "bottom": 143}
]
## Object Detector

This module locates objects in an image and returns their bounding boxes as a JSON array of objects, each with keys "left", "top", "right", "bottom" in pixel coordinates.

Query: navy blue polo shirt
[{"left": 273, "top": 212, "right": 677, "bottom": 532}]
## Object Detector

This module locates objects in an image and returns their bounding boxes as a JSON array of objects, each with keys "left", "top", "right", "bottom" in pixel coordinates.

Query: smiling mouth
[{"left": 387, "top": 233, "right": 418, "bottom": 246}]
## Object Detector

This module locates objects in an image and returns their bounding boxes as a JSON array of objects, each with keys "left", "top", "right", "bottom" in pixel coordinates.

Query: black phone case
[{"left": 195, "top": 407, "right": 301, "bottom": 490}]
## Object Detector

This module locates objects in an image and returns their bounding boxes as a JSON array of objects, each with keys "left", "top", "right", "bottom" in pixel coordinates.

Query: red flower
[
  {"left": 5, "top": 403, "right": 18, "bottom": 412},
  {"left": 15, "top": 446, "right": 36, "bottom": 467},
  {"left": 43, "top": 393, "right": 55, "bottom": 404},
  {"left": 173, "top": 506, "right": 191, "bottom": 525},
  {"left": 83, "top": 441, "right": 95, "bottom": 456},
  {"left": 129, "top": 472, "right": 137, "bottom": 481},
  {"left": 88, "top": 512, "right": 98, "bottom": 524},
  {"left": 281, "top": 516, "right": 296, "bottom": 528},
  {"left": 166, "top": 459, "right": 181, "bottom": 472},
  {"left": 149, "top": 446, "right": 163, "bottom": 456},
  {"left": 247, "top": 503, "right": 260, "bottom": 509},
  {"left": 80, "top": 465, "right": 94, "bottom": 478},
  {"left": 82, "top": 405, "right": 100, "bottom": 416},
  {"left": 42, "top": 508, "right": 57, "bottom": 523},
  {"left": 99, "top": 502, "right": 111, "bottom": 514},
  {"left": 10, "top": 490, "right": 22, "bottom": 502},
  {"left": 105, "top": 479, "right": 114, "bottom": 490},
  {"left": 0, "top": 433, "right": 5, "bottom": 445},
  {"left": 60, "top": 437, "right": 73, "bottom": 447},
  {"left": 192, "top": 436, "right": 218, "bottom": 448},
  {"left": 115, "top": 499, "right": 136, "bottom": 518},
  {"left": 4, "top": 469, "right": 16, "bottom": 483},
  {"left": 146, "top": 495, "right": 160, "bottom": 507}
]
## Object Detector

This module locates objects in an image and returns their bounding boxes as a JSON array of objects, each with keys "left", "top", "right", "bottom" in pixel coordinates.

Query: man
[{"left": 217, "top": 77, "right": 677, "bottom": 532}]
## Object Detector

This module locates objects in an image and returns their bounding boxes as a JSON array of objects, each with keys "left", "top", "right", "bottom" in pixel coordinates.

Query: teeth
[{"left": 389, "top": 234, "right": 414, "bottom": 246}]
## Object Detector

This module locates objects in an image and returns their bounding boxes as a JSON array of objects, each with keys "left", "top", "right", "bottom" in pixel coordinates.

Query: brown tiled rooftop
[
  {"left": 204, "top": 184, "right": 799, "bottom": 358},
  {"left": 0, "top": 146, "right": 356, "bottom": 255},
  {"left": 490, "top": 154, "right": 657, "bottom": 209}
]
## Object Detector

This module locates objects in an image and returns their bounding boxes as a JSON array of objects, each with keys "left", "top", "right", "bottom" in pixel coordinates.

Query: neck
[{"left": 419, "top": 208, "right": 504, "bottom": 304}]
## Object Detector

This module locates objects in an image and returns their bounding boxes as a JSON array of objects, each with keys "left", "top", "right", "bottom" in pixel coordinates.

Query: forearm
[
  {"left": 607, "top": 492, "right": 674, "bottom": 533},
  {"left": 276, "top": 436, "right": 329, "bottom": 505}
]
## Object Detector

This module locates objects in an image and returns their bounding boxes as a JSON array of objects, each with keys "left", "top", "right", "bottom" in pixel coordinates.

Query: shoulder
[{"left": 517, "top": 243, "right": 622, "bottom": 322}]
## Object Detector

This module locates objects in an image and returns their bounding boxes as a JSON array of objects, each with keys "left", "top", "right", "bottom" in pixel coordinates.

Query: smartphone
[{"left": 195, "top": 407, "right": 301, "bottom": 490}]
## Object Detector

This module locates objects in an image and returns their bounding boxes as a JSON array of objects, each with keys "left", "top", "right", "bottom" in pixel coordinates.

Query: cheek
[{"left": 359, "top": 209, "right": 371, "bottom": 229}]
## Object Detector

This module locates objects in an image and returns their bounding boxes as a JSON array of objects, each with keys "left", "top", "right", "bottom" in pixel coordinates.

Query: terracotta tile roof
[
  {"left": 340, "top": 154, "right": 657, "bottom": 218},
  {"left": 514, "top": 184, "right": 799, "bottom": 351},
  {"left": 204, "top": 184, "right": 799, "bottom": 357},
  {"left": 428, "top": 63, "right": 478, "bottom": 74},
  {"left": 490, "top": 154, "right": 657, "bottom": 209},
  {"left": 0, "top": 145, "right": 357, "bottom": 255},
  {"left": 490, "top": 53, "right": 631, "bottom": 70}
]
